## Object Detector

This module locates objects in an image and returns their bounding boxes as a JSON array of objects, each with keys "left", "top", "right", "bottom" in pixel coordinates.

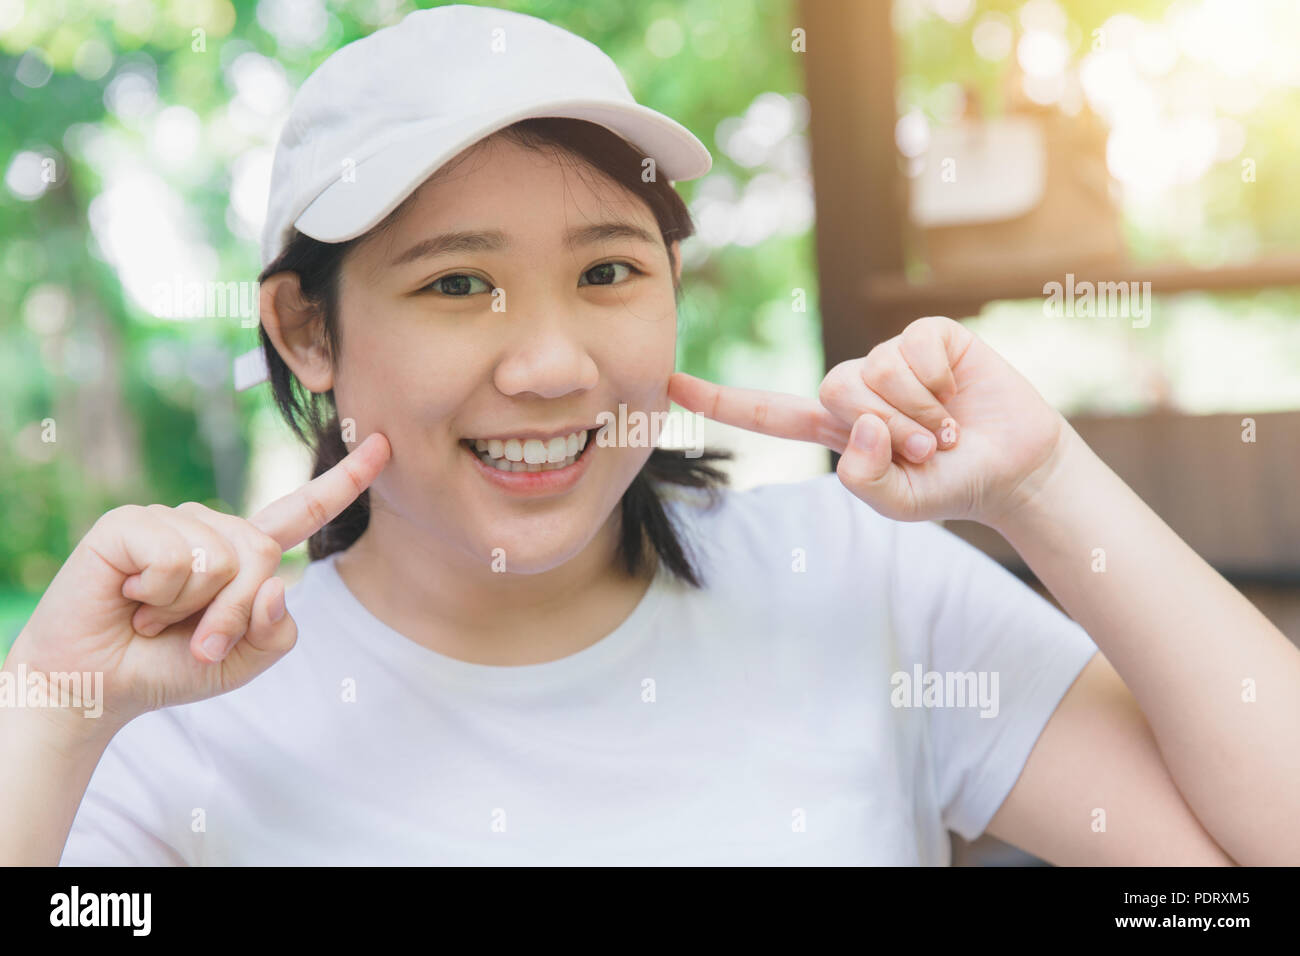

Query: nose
[{"left": 493, "top": 308, "right": 599, "bottom": 399}]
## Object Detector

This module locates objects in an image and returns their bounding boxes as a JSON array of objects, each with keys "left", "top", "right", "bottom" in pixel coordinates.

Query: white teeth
[
  {"left": 480, "top": 448, "right": 579, "bottom": 473},
  {"left": 523, "top": 439, "right": 547, "bottom": 464},
  {"left": 473, "top": 430, "right": 588, "bottom": 459},
  {"left": 469, "top": 429, "right": 590, "bottom": 472}
]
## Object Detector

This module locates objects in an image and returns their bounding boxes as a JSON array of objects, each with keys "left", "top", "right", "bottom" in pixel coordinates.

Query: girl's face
[{"left": 328, "top": 136, "right": 680, "bottom": 573}]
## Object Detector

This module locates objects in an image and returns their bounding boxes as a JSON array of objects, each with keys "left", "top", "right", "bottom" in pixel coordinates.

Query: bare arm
[
  {"left": 0, "top": 675, "right": 123, "bottom": 866},
  {"left": 987, "top": 651, "right": 1237, "bottom": 865},
  {"left": 988, "top": 423, "right": 1300, "bottom": 865}
]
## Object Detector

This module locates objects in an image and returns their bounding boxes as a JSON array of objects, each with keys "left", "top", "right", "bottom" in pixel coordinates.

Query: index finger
[
  {"left": 669, "top": 372, "right": 851, "bottom": 454},
  {"left": 248, "top": 432, "right": 392, "bottom": 551}
]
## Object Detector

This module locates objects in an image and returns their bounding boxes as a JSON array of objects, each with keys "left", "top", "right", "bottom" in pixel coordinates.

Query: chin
[
  {"left": 447, "top": 440, "right": 646, "bottom": 576},
  {"left": 475, "top": 528, "right": 598, "bottom": 575}
]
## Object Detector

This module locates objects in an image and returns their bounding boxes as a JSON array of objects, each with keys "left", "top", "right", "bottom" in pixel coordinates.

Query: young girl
[{"left": 4, "top": 4, "right": 1297, "bottom": 866}]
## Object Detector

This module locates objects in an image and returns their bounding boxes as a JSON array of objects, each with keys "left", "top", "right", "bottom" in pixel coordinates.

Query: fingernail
[
  {"left": 200, "top": 632, "right": 230, "bottom": 662},
  {"left": 269, "top": 586, "right": 286, "bottom": 623},
  {"left": 852, "top": 418, "right": 876, "bottom": 452},
  {"left": 905, "top": 433, "right": 933, "bottom": 461}
]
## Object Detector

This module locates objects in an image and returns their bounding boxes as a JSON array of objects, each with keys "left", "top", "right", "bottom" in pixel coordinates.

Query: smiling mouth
[{"left": 461, "top": 428, "right": 595, "bottom": 472}]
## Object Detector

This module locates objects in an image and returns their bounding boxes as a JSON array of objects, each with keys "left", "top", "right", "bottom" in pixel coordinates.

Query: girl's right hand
[{"left": 6, "top": 433, "right": 391, "bottom": 736}]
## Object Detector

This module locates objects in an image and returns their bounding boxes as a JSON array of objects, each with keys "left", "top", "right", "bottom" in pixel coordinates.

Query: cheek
[
  {"left": 597, "top": 304, "right": 677, "bottom": 407},
  {"left": 336, "top": 324, "right": 483, "bottom": 425}
]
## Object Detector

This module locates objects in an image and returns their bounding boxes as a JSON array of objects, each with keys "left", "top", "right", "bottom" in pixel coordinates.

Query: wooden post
[{"left": 798, "top": 0, "right": 909, "bottom": 371}]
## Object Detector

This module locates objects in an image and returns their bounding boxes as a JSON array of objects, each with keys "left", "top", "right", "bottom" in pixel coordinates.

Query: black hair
[{"left": 256, "top": 117, "right": 730, "bottom": 586}]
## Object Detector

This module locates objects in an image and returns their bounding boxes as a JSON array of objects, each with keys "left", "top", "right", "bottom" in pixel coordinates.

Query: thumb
[
  {"left": 219, "top": 576, "right": 298, "bottom": 687},
  {"left": 836, "top": 413, "right": 916, "bottom": 519}
]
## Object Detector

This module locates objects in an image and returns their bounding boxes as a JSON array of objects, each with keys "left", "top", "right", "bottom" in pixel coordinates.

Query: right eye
[{"left": 420, "top": 273, "right": 492, "bottom": 297}]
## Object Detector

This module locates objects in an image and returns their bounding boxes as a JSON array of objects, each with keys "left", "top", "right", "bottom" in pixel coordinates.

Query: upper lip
[{"left": 465, "top": 424, "right": 597, "bottom": 442}]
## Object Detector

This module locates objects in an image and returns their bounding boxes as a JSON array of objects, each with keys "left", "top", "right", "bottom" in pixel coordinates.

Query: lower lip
[{"left": 464, "top": 437, "right": 594, "bottom": 497}]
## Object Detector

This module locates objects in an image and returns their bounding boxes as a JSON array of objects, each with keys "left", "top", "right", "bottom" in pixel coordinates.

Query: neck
[{"left": 331, "top": 501, "right": 652, "bottom": 666}]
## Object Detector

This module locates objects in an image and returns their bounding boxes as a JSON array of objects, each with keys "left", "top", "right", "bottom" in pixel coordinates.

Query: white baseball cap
[{"left": 236, "top": 3, "right": 712, "bottom": 390}]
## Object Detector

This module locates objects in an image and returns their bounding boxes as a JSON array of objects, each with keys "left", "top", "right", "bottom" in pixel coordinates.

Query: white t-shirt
[{"left": 60, "top": 473, "right": 1097, "bottom": 865}]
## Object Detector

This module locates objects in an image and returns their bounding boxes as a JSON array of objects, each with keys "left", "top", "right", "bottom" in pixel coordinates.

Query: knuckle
[
  {"left": 339, "top": 459, "right": 367, "bottom": 498},
  {"left": 836, "top": 456, "right": 874, "bottom": 488},
  {"left": 243, "top": 527, "right": 283, "bottom": 566},
  {"left": 818, "top": 370, "right": 850, "bottom": 408},
  {"left": 154, "top": 546, "right": 192, "bottom": 576},
  {"left": 879, "top": 407, "right": 906, "bottom": 433},
  {"left": 203, "top": 539, "right": 239, "bottom": 579},
  {"left": 93, "top": 504, "right": 140, "bottom": 534},
  {"left": 905, "top": 315, "right": 932, "bottom": 337},
  {"left": 914, "top": 314, "right": 950, "bottom": 333},
  {"left": 302, "top": 494, "right": 331, "bottom": 534},
  {"left": 215, "top": 594, "right": 257, "bottom": 634},
  {"left": 828, "top": 358, "right": 856, "bottom": 379},
  {"left": 860, "top": 348, "right": 892, "bottom": 381},
  {"left": 175, "top": 500, "right": 210, "bottom": 518},
  {"left": 923, "top": 395, "right": 948, "bottom": 421},
  {"left": 871, "top": 357, "right": 906, "bottom": 390}
]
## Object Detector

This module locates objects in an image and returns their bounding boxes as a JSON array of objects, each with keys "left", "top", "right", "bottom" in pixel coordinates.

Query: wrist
[
  {"left": 986, "top": 419, "right": 1094, "bottom": 539},
  {"left": 2, "top": 642, "right": 130, "bottom": 753}
]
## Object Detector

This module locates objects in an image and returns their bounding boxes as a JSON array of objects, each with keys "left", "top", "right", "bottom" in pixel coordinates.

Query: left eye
[
  {"left": 579, "top": 261, "right": 640, "bottom": 286},
  {"left": 423, "top": 273, "right": 492, "bottom": 296}
]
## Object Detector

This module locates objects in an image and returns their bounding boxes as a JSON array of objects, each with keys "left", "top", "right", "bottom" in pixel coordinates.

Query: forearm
[
  {"left": 0, "top": 646, "right": 122, "bottom": 865},
  {"left": 991, "top": 422, "right": 1300, "bottom": 866}
]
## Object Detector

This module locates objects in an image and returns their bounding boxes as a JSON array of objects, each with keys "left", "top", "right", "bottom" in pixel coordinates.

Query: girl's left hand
[{"left": 668, "top": 315, "right": 1070, "bottom": 526}]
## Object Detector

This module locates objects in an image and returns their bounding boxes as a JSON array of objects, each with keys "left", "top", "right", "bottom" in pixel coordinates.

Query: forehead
[{"left": 369, "top": 134, "right": 656, "bottom": 252}]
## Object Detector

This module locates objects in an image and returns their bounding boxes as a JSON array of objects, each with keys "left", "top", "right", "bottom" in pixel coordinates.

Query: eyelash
[{"left": 419, "top": 260, "right": 644, "bottom": 296}]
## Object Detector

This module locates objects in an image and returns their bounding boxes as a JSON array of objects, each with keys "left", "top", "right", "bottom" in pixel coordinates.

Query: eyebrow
[{"left": 390, "top": 222, "right": 660, "bottom": 267}]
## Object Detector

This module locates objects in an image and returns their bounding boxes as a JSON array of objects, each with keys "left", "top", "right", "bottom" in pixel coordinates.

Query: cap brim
[{"left": 294, "top": 99, "right": 712, "bottom": 245}]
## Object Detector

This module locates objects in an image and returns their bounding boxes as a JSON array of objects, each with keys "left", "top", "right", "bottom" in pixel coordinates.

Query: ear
[
  {"left": 669, "top": 239, "right": 682, "bottom": 286},
  {"left": 259, "top": 272, "right": 334, "bottom": 393}
]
